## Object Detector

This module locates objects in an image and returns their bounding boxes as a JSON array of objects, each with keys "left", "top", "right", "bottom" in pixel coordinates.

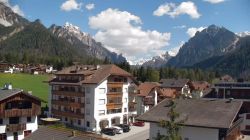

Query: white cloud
[
  {"left": 89, "top": 8, "right": 171, "bottom": 64},
  {"left": 153, "top": 1, "right": 201, "bottom": 19},
  {"left": 204, "top": 0, "right": 225, "bottom": 4},
  {"left": 173, "top": 25, "right": 186, "bottom": 29},
  {"left": 60, "top": 0, "right": 82, "bottom": 11},
  {"left": 186, "top": 26, "right": 206, "bottom": 37},
  {"left": 85, "top": 3, "right": 95, "bottom": 10},
  {"left": 0, "top": 0, "right": 24, "bottom": 16}
]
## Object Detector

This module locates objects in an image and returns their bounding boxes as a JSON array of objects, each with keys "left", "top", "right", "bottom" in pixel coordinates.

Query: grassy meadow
[{"left": 0, "top": 73, "right": 50, "bottom": 106}]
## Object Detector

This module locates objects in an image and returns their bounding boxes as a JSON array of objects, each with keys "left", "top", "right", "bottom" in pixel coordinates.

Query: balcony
[
  {"left": 52, "top": 91, "right": 84, "bottom": 97},
  {"left": 6, "top": 124, "right": 26, "bottom": 132},
  {"left": 3, "top": 108, "right": 41, "bottom": 118},
  {"left": 107, "top": 82, "right": 123, "bottom": 88},
  {"left": 107, "top": 92, "right": 123, "bottom": 98},
  {"left": 52, "top": 109, "right": 84, "bottom": 119},
  {"left": 52, "top": 100, "right": 84, "bottom": 108},
  {"left": 106, "top": 103, "right": 122, "bottom": 109}
]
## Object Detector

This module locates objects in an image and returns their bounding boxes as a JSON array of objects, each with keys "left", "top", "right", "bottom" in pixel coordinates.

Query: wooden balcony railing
[
  {"left": 6, "top": 124, "right": 26, "bottom": 132},
  {"left": 107, "top": 82, "right": 123, "bottom": 88},
  {"left": 106, "top": 103, "right": 122, "bottom": 109},
  {"left": 52, "top": 100, "right": 84, "bottom": 108},
  {"left": 52, "top": 109, "right": 84, "bottom": 119},
  {"left": 107, "top": 92, "right": 123, "bottom": 97},
  {"left": 3, "top": 108, "right": 41, "bottom": 118},
  {"left": 52, "top": 91, "right": 84, "bottom": 97}
]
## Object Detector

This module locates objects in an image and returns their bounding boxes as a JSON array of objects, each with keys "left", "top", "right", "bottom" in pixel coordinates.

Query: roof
[
  {"left": 137, "top": 82, "right": 159, "bottom": 96},
  {"left": 160, "top": 79, "right": 189, "bottom": 88},
  {"left": 0, "top": 89, "right": 45, "bottom": 102},
  {"left": 51, "top": 64, "right": 132, "bottom": 84},
  {"left": 136, "top": 98, "right": 242, "bottom": 129},
  {"left": 23, "top": 126, "right": 108, "bottom": 140},
  {"left": 158, "top": 88, "right": 176, "bottom": 98},
  {"left": 190, "top": 81, "right": 210, "bottom": 90},
  {"left": 0, "top": 89, "right": 23, "bottom": 101}
]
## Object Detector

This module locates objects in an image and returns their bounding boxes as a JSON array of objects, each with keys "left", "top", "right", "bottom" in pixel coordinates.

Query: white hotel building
[{"left": 49, "top": 65, "right": 137, "bottom": 132}]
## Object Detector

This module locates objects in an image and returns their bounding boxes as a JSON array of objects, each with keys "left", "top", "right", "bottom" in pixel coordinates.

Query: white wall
[
  {"left": 149, "top": 122, "right": 219, "bottom": 140},
  {"left": 0, "top": 116, "right": 38, "bottom": 140},
  {"left": 83, "top": 83, "right": 97, "bottom": 131},
  {"left": 240, "top": 113, "right": 250, "bottom": 130}
]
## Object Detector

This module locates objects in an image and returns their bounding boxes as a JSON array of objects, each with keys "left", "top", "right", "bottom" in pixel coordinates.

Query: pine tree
[{"left": 155, "top": 100, "right": 185, "bottom": 140}]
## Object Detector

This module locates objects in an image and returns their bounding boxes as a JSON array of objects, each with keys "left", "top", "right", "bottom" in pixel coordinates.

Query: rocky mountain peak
[
  {"left": 167, "top": 24, "right": 239, "bottom": 67},
  {"left": 0, "top": 2, "right": 28, "bottom": 26}
]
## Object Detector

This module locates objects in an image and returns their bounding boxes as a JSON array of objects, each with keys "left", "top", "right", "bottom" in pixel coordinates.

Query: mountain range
[
  {"left": 1, "top": 2, "right": 250, "bottom": 77},
  {"left": 143, "top": 24, "right": 250, "bottom": 77},
  {"left": 0, "top": 2, "right": 126, "bottom": 68}
]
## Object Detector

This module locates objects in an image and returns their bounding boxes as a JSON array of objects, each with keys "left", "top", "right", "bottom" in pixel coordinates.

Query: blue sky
[{"left": 5, "top": 0, "right": 250, "bottom": 64}]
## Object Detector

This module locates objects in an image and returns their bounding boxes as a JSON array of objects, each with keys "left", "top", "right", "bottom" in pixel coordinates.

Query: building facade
[
  {"left": 0, "top": 86, "right": 42, "bottom": 140},
  {"left": 49, "top": 65, "right": 136, "bottom": 132}
]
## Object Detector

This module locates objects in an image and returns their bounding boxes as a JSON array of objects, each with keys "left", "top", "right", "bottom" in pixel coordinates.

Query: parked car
[
  {"left": 133, "top": 121, "right": 145, "bottom": 127},
  {"left": 115, "top": 124, "right": 130, "bottom": 132},
  {"left": 111, "top": 126, "right": 123, "bottom": 134},
  {"left": 101, "top": 128, "right": 116, "bottom": 136}
]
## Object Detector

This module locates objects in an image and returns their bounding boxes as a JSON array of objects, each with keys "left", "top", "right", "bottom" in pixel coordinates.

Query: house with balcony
[
  {"left": 49, "top": 64, "right": 136, "bottom": 132},
  {"left": 160, "top": 79, "right": 191, "bottom": 97},
  {"left": 0, "top": 85, "right": 42, "bottom": 140},
  {"left": 137, "top": 98, "right": 244, "bottom": 140},
  {"left": 136, "top": 82, "right": 177, "bottom": 115}
]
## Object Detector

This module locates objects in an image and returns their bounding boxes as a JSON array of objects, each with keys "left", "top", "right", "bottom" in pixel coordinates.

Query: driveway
[{"left": 102, "top": 123, "right": 149, "bottom": 140}]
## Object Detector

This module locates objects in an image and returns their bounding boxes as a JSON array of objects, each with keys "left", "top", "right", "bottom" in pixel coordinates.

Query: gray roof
[
  {"left": 23, "top": 126, "right": 108, "bottom": 140},
  {"left": 136, "top": 98, "right": 242, "bottom": 129},
  {"left": 0, "top": 89, "right": 23, "bottom": 101},
  {"left": 160, "top": 79, "right": 189, "bottom": 88},
  {"left": 0, "top": 89, "right": 45, "bottom": 102}
]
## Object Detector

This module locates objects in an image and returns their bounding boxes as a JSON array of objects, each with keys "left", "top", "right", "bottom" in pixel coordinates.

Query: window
[
  {"left": 0, "top": 133, "right": 7, "bottom": 140},
  {"left": 13, "top": 132, "right": 18, "bottom": 140},
  {"left": 86, "top": 98, "right": 90, "bottom": 104},
  {"left": 124, "top": 98, "right": 128, "bottom": 103},
  {"left": 87, "top": 121, "right": 90, "bottom": 127},
  {"left": 27, "top": 117, "right": 31, "bottom": 123},
  {"left": 78, "top": 120, "right": 81, "bottom": 125},
  {"left": 82, "top": 87, "right": 85, "bottom": 93},
  {"left": 65, "top": 117, "right": 68, "bottom": 122},
  {"left": 124, "top": 108, "right": 127, "bottom": 112},
  {"left": 124, "top": 88, "right": 128, "bottom": 93},
  {"left": 107, "top": 108, "right": 122, "bottom": 114},
  {"left": 0, "top": 119, "right": 3, "bottom": 125},
  {"left": 99, "top": 99, "right": 105, "bottom": 105},
  {"left": 86, "top": 109, "right": 90, "bottom": 115},
  {"left": 99, "top": 110, "right": 105, "bottom": 116},
  {"left": 24, "top": 130, "right": 32, "bottom": 137},
  {"left": 99, "top": 88, "right": 106, "bottom": 94},
  {"left": 9, "top": 117, "right": 19, "bottom": 124},
  {"left": 86, "top": 87, "right": 91, "bottom": 94}
]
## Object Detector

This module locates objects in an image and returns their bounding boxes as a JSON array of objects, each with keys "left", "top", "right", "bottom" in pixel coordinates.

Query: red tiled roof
[
  {"left": 137, "top": 82, "right": 159, "bottom": 97},
  {"left": 158, "top": 88, "right": 176, "bottom": 98}
]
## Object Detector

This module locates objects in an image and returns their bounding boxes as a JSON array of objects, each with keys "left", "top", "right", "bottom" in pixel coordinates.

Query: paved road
[
  {"left": 120, "top": 129, "right": 149, "bottom": 140},
  {"left": 103, "top": 123, "right": 149, "bottom": 140}
]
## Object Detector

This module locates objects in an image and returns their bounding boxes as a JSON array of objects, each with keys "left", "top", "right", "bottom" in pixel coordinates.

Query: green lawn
[{"left": 0, "top": 73, "right": 50, "bottom": 106}]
